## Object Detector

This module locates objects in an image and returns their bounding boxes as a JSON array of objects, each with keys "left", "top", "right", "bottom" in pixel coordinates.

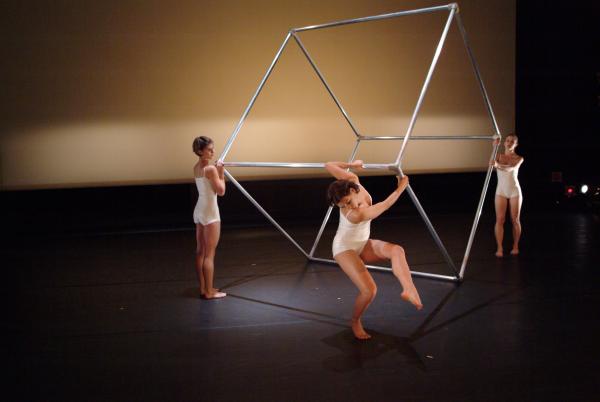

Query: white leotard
[
  {"left": 332, "top": 188, "right": 373, "bottom": 257},
  {"left": 193, "top": 176, "right": 220, "bottom": 225},
  {"left": 495, "top": 164, "right": 522, "bottom": 199}
]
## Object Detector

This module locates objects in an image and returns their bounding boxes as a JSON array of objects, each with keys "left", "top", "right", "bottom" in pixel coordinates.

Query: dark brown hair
[
  {"left": 193, "top": 136, "right": 213, "bottom": 156},
  {"left": 327, "top": 180, "right": 359, "bottom": 206}
]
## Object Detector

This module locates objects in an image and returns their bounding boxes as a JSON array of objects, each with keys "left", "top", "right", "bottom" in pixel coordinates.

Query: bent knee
[
  {"left": 391, "top": 244, "right": 405, "bottom": 257},
  {"left": 362, "top": 284, "right": 377, "bottom": 300}
]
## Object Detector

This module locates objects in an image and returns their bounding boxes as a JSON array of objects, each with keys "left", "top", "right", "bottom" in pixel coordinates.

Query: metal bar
[
  {"left": 360, "top": 135, "right": 496, "bottom": 141},
  {"left": 395, "top": 5, "right": 457, "bottom": 166},
  {"left": 454, "top": 12, "right": 501, "bottom": 136},
  {"left": 458, "top": 141, "right": 500, "bottom": 279},
  {"left": 406, "top": 185, "right": 459, "bottom": 276},
  {"left": 224, "top": 170, "right": 309, "bottom": 258},
  {"left": 219, "top": 32, "right": 293, "bottom": 161},
  {"left": 223, "top": 162, "right": 396, "bottom": 170},
  {"left": 293, "top": 4, "right": 454, "bottom": 32},
  {"left": 292, "top": 33, "right": 361, "bottom": 137},
  {"left": 309, "top": 140, "right": 361, "bottom": 257},
  {"left": 454, "top": 11, "right": 502, "bottom": 279},
  {"left": 309, "top": 257, "right": 460, "bottom": 282}
]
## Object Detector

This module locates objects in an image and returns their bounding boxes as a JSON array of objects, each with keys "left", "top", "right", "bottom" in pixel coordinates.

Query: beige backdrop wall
[{"left": 0, "top": 0, "right": 515, "bottom": 189}]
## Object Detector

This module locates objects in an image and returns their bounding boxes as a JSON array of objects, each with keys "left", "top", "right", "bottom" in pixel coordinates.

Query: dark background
[{"left": 2, "top": 1, "right": 599, "bottom": 236}]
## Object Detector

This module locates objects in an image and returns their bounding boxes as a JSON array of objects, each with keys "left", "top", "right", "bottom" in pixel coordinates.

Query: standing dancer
[
  {"left": 193, "top": 136, "right": 226, "bottom": 299},
  {"left": 491, "top": 134, "right": 524, "bottom": 257},
  {"left": 325, "top": 161, "right": 422, "bottom": 340}
]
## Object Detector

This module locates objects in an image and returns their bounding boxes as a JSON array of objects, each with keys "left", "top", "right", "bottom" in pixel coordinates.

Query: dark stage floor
[{"left": 6, "top": 210, "right": 600, "bottom": 401}]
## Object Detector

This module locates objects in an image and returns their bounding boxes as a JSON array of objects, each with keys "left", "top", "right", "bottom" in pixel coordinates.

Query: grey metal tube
[
  {"left": 219, "top": 32, "right": 293, "bottom": 161},
  {"left": 458, "top": 141, "right": 500, "bottom": 279},
  {"left": 360, "top": 135, "right": 496, "bottom": 141},
  {"left": 224, "top": 170, "right": 309, "bottom": 258},
  {"left": 309, "top": 257, "right": 459, "bottom": 282},
  {"left": 293, "top": 4, "right": 454, "bottom": 32},
  {"left": 292, "top": 33, "right": 361, "bottom": 137},
  {"left": 406, "top": 185, "right": 459, "bottom": 276},
  {"left": 308, "top": 140, "right": 361, "bottom": 257},
  {"left": 223, "top": 161, "right": 396, "bottom": 171},
  {"left": 395, "top": 6, "right": 457, "bottom": 166},
  {"left": 454, "top": 12, "right": 501, "bottom": 136}
]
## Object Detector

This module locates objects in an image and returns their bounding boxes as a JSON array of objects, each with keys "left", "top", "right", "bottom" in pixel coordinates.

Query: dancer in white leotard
[
  {"left": 325, "top": 161, "right": 422, "bottom": 340},
  {"left": 491, "top": 134, "right": 524, "bottom": 257},
  {"left": 193, "top": 136, "right": 226, "bottom": 299}
]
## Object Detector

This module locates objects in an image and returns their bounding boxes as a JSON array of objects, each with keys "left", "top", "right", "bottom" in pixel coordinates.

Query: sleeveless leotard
[
  {"left": 332, "top": 188, "right": 373, "bottom": 257},
  {"left": 193, "top": 176, "right": 220, "bottom": 225},
  {"left": 495, "top": 164, "right": 522, "bottom": 199}
]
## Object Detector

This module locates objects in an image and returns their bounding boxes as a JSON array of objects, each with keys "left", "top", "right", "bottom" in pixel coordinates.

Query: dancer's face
[
  {"left": 200, "top": 143, "right": 215, "bottom": 160},
  {"left": 504, "top": 136, "right": 517, "bottom": 151},
  {"left": 338, "top": 188, "right": 361, "bottom": 210}
]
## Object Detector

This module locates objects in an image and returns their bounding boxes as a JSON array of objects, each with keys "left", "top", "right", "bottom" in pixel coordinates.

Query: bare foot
[
  {"left": 401, "top": 290, "right": 423, "bottom": 310},
  {"left": 510, "top": 249, "right": 519, "bottom": 256},
  {"left": 351, "top": 319, "right": 371, "bottom": 340},
  {"left": 200, "top": 288, "right": 221, "bottom": 298},
  {"left": 205, "top": 291, "right": 227, "bottom": 299},
  {"left": 495, "top": 250, "right": 503, "bottom": 258}
]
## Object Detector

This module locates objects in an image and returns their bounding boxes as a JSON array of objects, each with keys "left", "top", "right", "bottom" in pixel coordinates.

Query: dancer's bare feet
[
  {"left": 204, "top": 291, "right": 227, "bottom": 299},
  {"left": 401, "top": 289, "right": 423, "bottom": 310},
  {"left": 495, "top": 249, "right": 503, "bottom": 258},
  {"left": 200, "top": 288, "right": 221, "bottom": 298},
  {"left": 510, "top": 248, "right": 519, "bottom": 255},
  {"left": 351, "top": 318, "right": 371, "bottom": 340}
]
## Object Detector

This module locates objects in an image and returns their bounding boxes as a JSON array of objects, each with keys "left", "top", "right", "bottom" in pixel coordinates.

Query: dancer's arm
[
  {"left": 325, "top": 160, "right": 363, "bottom": 183},
  {"left": 205, "top": 163, "right": 226, "bottom": 196},
  {"left": 347, "top": 176, "right": 409, "bottom": 223}
]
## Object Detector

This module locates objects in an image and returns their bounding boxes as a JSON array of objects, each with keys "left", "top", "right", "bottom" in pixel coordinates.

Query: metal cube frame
[{"left": 218, "top": 3, "right": 502, "bottom": 282}]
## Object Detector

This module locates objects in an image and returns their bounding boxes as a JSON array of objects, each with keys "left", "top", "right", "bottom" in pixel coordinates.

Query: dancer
[
  {"left": 193, "top": 136, "right": 226, "bottom": 299},
  {"left": 491, "top": 134, "right": 524, "bottom": 257},
  {"left": 325, "top": 160, "right": 422, "bottom": 340}
]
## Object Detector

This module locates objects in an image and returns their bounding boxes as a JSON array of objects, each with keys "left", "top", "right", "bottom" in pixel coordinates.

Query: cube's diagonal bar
[
  {"left": 454, "top": 11, "right": 502, "bottom": 279},
  {"left": 292, "top": 33, "right": 361, "bottom": 137},
  {"left": 309, "top": 257, "right": 460, "bottom": 282},
  {"left": 459, "top": 142, "right": 500, "bottom": 279},
  {"left": 293, "top": 4, "right": 454, "bottom": 33},
  {"left": 224, "top": 170, "right": 310, "bottom": 258},
  {"left": 220, "top": 32, "right": 293, "bottom": 161},
  {"left": 395, "top": 6, "right": 457, "bottom": 167},
  {"left": 406, "top": 185, "right": 459, "bottom": 276},
  {"left": 309, "top": 139, "right": 361, "bottom": 258}
]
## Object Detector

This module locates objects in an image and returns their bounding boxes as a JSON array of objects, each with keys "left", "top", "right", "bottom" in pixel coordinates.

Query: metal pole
[
  {"left": 360, "top": 135, "right": 496, "bottom": 141},
  {"left": 458, "top": 141, "right": 500, "bottom": 279},
  {"left": 219, "top": 32, "right": 293, "bottom": 161},
  {"left": 406, "top": 185, "right": 459, "bottom": 276},
  {"left": 292, "top": 33, "right": 361, "bottom": 137},
  {"left": 222, "top": 161, "right": 396, "bottom": 170},
  {"left": 309, "top": 257, "right": 459, "bottom": 282},
  {"left": 308, "top": 139, "right": 361, "bottom": 257},
  {"left": 293, "top": 4, "right": 454, "bottom": 32},
  {"left": 395, "top": 5, "right": 457, "bottom": 167},
  {"left": 454, "top": 12, "right": 501, "bottom": 136},
  {"left": 224, "top": 170, "right": 309, "bottom": 258},
  {"left": 454, "top": 11, "right": 502, "bottom": 279}
]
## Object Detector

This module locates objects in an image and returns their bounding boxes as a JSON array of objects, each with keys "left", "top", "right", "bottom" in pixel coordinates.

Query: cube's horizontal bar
[
  {"left": 223, "top": 162, "right": 398, "bottom": 171},
  {"left": 293, "top": 4, "right": 455, "bottom": 33},
  {"left": 309, "top": 257, "right": 460, "bottom": 282},
  {"left": 359, "top": 135, "right": 496, "bottom": 141}
]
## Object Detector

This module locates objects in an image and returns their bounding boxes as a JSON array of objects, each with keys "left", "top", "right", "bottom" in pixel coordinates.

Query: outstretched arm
[
  {"left": 325, "top": 160, "right": 363, "bottom": 182},
  {"left": 348, "top": 176, "right": 409, "bottom": 223}
]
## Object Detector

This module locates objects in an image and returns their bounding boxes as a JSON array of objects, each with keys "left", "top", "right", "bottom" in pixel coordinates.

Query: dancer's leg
[
  {"left": 202, "top": 222, "right": 226, "bottom": 299},
  {"left": 361, "top": 240, "right": 422, "bottom": 310},
  {"left": 195, "top": 224, "right": 206, "bottom": 296},
  {"left": 494, "top": 195, "right": 508, "bottom": 257},
  {"left": 509, "top": 195, "right": 523, "bottom": 255},
  {"left": 335, "top": 250, "right": 377, "bottom": 340}
]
